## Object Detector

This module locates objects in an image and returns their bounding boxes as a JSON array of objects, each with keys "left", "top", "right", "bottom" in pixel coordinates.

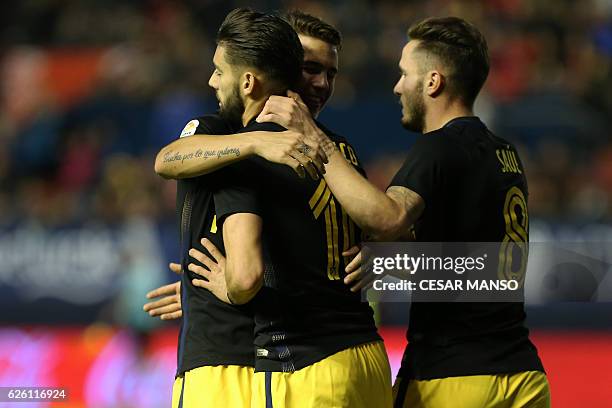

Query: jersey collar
[{"left": 443, "top": 116, "right": 484, "bottom": 129}]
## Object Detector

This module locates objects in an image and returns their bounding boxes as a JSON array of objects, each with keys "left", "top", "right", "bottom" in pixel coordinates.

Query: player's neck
[
  {"left": 242, "top": 99, "right": 267, "bottom": 127},
  {"left": 424, "top": 99, "right": 474, "bottom": 134}
]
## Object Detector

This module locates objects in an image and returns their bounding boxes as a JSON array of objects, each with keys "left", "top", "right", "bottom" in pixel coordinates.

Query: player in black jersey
[
  {"left": 214, "top": 120, "right": 391, "bottom": 408},
  {"left": 144, "top": 10, "right": 342, "bottom": 322},
  {"left": 142, "top": 11, "right": 339, "bottom": 323},
  {"left": 147, "top": 9, "right": 392, "bottom": 408},
  {"left": 206, "top": 20, "right": 391, "bottom": 408},
  {"left": 170, "top": 114, "right": 259, "bottom": 408},
  {"left": 259, "top": 16, "right": 550, "bottom": 408},
  {"left": 150, "top": 9, "right": 310, "bottom": 408}
]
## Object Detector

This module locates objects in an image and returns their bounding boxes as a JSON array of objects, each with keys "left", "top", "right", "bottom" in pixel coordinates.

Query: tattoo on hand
[{"left": 163, "top": 147, "right": 241, "bottom": 163}]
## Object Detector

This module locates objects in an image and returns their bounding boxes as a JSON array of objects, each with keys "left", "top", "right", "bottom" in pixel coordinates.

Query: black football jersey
[
  {"left": 175, "top": 115, "right": 254, "bottom": 375},
  {"left": 214, "top": 120, "right": 381, "bottom": 372},
  {"left": 389, "top": 116, "right": 544, "bottom": 379}
]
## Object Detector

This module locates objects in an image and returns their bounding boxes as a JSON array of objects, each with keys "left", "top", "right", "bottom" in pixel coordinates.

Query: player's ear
[
  {"left": 242, "top": 71, "right": 256, "bottom": 97},
  {"left": 425, "top": 70, "right": 444, "bottom": 97}
]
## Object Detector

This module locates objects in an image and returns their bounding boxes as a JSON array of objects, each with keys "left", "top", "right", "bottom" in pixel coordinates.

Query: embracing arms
[
  {"left": 221, "top": 213, "right": 264, "bottom": 305},
  {"left": 256, "top": 91, "right": 424, "bottom": 241},
  {"left": 143, "top": 213, "right": 265, "bottom": 311},
  {"left": 321, "top": 153, "right": 424, "bottom": 241},
  {"left": 155, "top": 130, "right": 327, "bottom": 180}
]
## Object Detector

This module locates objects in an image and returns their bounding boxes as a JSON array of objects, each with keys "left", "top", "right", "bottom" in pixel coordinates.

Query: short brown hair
[
  {"left": 408, "top": 17, "right": 489, "bottom": 107},
  {"left": 217, "top": 8, "right": 304, "bottom": 89},
  {"left": 283, "top": 10, "right": 342, "bottom": 50}
]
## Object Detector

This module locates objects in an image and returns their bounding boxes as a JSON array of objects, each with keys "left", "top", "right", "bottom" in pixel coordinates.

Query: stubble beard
[{"left": 401, "top": 82, "right": 426, "bottom": 133}]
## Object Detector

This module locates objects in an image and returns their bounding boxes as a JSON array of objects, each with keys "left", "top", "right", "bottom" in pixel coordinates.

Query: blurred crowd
[{"left": 1, "top": 0, "right": 611, "bottom": 226}]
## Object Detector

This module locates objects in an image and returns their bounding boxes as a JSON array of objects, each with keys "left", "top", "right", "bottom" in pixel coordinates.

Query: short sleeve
[
  {"left": 388, "top": 136, "right": 447, "bottom": 206},
  {"left": 178, "top": 115, "right": 232, "bottom": 138},
  {"left": 213, "top": 159, "right": 263, "bottom": 224},
  {"left": 213, "top": 120, "right": 278, "bottom": 224}
]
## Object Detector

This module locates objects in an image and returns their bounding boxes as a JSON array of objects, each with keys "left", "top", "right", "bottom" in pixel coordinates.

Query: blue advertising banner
[
  {"left": 0, "top": 218, "right": 178, "bottom": 325},
  {"left": 1, "top": 219, "right": 610, "bottom": 324}
]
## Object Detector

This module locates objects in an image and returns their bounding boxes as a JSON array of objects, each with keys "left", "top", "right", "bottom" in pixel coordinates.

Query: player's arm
[
  {"left": 257, "top": 92, "right": 424, "bottom": 241},
  {"left": 155, "top": 131, "right": 325, "bottom": 180},
  {"left": 323, "top": 153, "right": 424, "bottom": 241},
  {"left": 155, "top": 133, "right": 254, "bottom": 179},
  {"left": 221, "top": 213, "right": 264, "bottom": 305}
]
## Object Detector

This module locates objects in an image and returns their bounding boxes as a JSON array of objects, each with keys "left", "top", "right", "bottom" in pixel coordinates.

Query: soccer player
[
  {"left": 143, "top": 11, "right": 343, "bottom": 322},
  {"left": 163, "top": 9, "right": 306, "bottom": 408},
  {"left": 153, "top": 10, "right": 392, "bottom": 408},
  {"left": 145, "top": 11, "right": 359, "bottom": 324},
  {"left": 258, "top": 16, "right": 551, "bottom": 408},
  {"left": 207, "top": 25, "right": 392, "bottom": 408},
  {"left": 143, "top": 9, "right": 340, "bottom": 322},
  {"left": 151, "top": 8, "right": 392, "bottom": 408}
]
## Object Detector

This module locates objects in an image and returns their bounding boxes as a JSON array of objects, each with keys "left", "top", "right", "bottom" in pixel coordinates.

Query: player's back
[{"left": 215, "top": 120, "right": 381, "bottom": 372}]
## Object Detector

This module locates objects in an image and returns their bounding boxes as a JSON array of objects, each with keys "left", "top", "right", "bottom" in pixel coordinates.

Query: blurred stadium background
[{"left": 0, "top": 0, "right": 611, "bottom": 407}]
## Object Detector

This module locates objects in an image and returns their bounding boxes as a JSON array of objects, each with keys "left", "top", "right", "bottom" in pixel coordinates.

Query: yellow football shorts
[
  {"left": 392, "top": 370, "right": 550, "bottom": 408},
  {"left": 172, "top": 365, "right": 254, "bottom": 408},
  {"left": 251, "top": 341, "right": 393, "bottom": 408}
]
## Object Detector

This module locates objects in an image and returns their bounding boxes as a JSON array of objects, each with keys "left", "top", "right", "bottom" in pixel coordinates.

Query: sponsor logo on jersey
[{"left": 180, "top": 119, "right": 199, "bottom": 138}]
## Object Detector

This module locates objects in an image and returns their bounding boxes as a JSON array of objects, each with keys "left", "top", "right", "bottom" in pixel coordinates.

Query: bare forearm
[
  {"left": 226, "top": 265, "right": 263, "bottom": 304},
  {"left": 323, "top": 150, "right": 403, "bottom": 239},
  {"left": 223, "top": 213, "right": 264, "bottom": 305},
  {"left": 225, "top": 251, "right": 264, "bottom": 304},
  {"left": 154, "top": 133, "right": 258, "bottom": 179}
]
